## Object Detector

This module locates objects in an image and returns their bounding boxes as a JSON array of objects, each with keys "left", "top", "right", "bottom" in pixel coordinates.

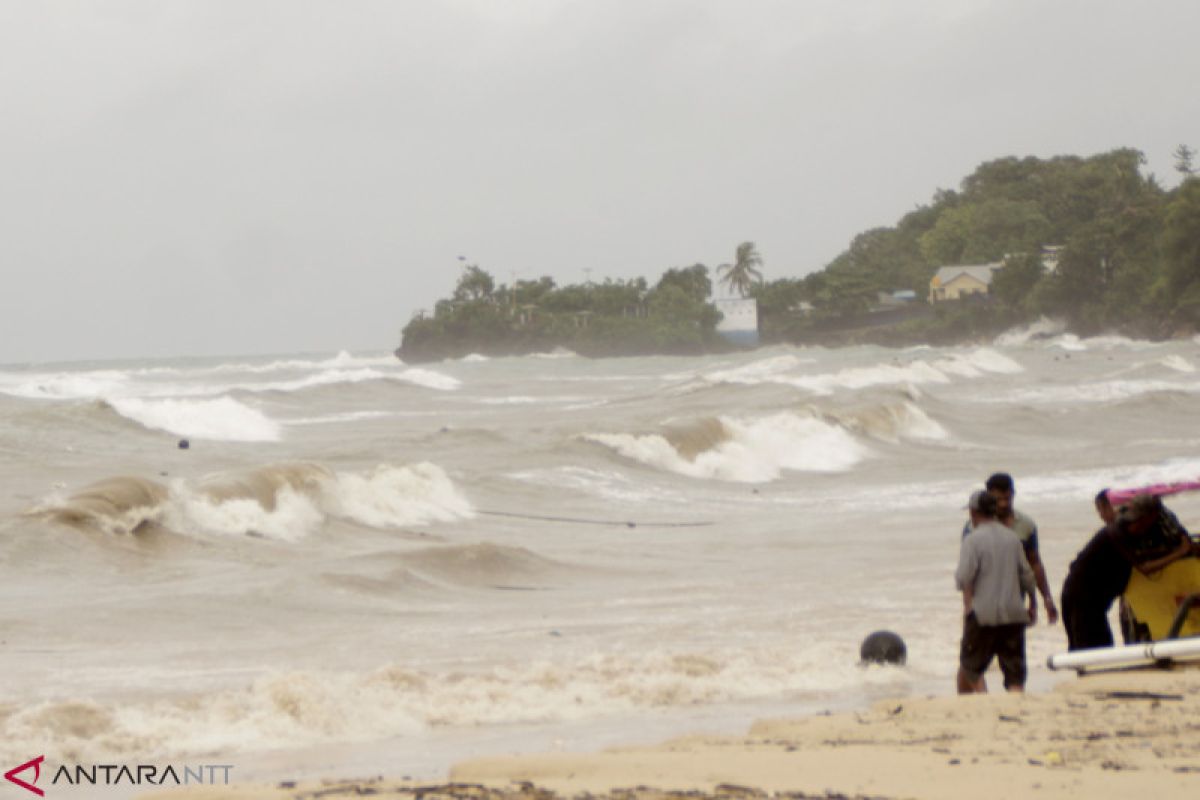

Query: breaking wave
[
  {"left": 107, "top": 396, "right": 281, "bottom": 442},
  {"left": 0, "top": 364, "right": 459, "bottom": 403},
  {"left": 31, "top": 477, "right": 170, "bottom": 535},
  {"left": 995, "top": 319, "right": 1149, "bottom": 352},
  {"left": 994, "top": 317, "right": 1067, "bottom": 346},
  {"left": 1160, "top": 355, "right": 1196, "bottom": 373},
  {"left": 30, "top": 462, "right": 472, "bottom": 539},
  {"left": 989, "top": 377, "right": 1200, "bottom": 406},
  {"left": 0, "top": 642, "right": 917, "bottom": 764},
  {"left": 827, "top": 400, "right": 949, "bottom": 443},
  {"left": 700, "top": 348, "right": 1022, "bottom": 395},
  {"left": 530, "top": 347, "right": 578, "bottom": 359},
  {"left": 583, "top": 412, "right": 870, "bottom": 482}
]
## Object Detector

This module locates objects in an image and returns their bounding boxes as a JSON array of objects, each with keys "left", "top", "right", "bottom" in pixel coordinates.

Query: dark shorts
[{"left": 960, "top": 612, "right": 1027, "bottom": 688}]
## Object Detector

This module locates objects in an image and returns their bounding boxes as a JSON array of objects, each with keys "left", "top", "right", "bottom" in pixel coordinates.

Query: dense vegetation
[
  {"left": 754, "top": 148, "right": 1200, "bottom": 345},
  {"left": 398, "top": 263, "right": 727, "bottom": 361},
  {"left": 399, "top": 148, "right": 1200, "bottom": 361}
]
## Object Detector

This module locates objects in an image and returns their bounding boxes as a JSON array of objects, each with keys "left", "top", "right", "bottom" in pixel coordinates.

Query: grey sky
[{"left": 2, "top": 0, "right": 1197, "bottom": 364}]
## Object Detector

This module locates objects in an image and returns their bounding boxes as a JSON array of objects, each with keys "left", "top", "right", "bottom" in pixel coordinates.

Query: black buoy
[
  {"left": 178, "top": 439, "right": 190, "bottom": 450},
  {"left": 860, "top": 630, "right": 907, "bottom": 665}
]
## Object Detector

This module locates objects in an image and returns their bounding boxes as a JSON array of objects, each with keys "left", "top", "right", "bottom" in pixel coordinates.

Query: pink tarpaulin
[{"left": 1107, "top": 480, "right": 1200, "bottom": 506}]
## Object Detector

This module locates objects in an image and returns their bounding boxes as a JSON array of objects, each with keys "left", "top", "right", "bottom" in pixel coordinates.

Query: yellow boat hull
[{"left": 1123, "top": 557, "right": 1200, "bottom": 640}]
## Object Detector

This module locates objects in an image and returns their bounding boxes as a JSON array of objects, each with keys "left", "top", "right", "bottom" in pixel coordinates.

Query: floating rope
[{"left": 477, "top": 509, "right": 713, "bottom": 529}]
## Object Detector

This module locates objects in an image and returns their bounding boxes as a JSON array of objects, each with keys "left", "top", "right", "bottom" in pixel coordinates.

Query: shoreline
[{"left": 137, "top": 664, "right": 1200, "bottom": 800}]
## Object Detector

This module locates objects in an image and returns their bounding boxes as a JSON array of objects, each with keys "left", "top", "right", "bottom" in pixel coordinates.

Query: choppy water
[{"left": 3, "top": 322, "right": 1200, "bottom": 781}]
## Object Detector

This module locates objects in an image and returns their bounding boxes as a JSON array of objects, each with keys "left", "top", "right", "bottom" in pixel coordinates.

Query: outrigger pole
[{"left": 1047, "top": 636, "right": 1200, "bottom": 672}]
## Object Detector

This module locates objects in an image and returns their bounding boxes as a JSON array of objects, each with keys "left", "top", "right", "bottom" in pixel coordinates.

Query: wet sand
[{"left": 139, "top": 665, "right": 1200, "bottom": 800}]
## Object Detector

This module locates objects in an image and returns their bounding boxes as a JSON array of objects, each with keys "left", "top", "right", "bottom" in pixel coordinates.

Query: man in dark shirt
[{"left": 1060, "top": 493, "right": 1193, "bottom": 650}]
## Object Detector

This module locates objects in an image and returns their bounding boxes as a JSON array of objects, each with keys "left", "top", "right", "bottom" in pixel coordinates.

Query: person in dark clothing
[{"left": 1061, "top": 493, "right": 1193, "bottom": 651}]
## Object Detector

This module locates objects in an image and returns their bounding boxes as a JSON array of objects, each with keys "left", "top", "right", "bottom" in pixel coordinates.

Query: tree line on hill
[{"left": 398, "top": 147, "right": 1200, "bottom": 361}]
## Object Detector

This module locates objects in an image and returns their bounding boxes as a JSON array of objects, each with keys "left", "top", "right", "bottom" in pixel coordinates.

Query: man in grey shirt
[{"left": 956, "top": 490, "right": 1036, "bottom": 693}]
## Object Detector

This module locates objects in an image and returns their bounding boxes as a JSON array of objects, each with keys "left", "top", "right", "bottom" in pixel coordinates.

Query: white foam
[
  {"left": 459, "top": 353, "right": 490, "bottom": 363},
  {"left": 507, "top": 466, "right": 686, "bottom": 504},
  {"left": 0, "top": 644, "right": 921, "bottom": 764},
  {"left": 284, "top": 411, "right": 394, "bottom": 426},
  {"left": 396, "top": 368, "right": 461, "bottom": 391},
  {"left": 1080, "top": 334, "right": 1147, "bottom": 349},
  {"left": 530, "top": 347, "right": 578, "bottom": 359},
  {"left": 700, "top": 351, "right": 1021, "bottom": 395},
  {"left": 931, "top": 348, "right": 1025, "bottom": 377},
  {"left": 1045, "top": 334, "right": 1088, "bottom": 352},
  {"left": 994, "top": 317, "right": 1067, "bottom": 346},
  {"left": 585, "top": 412, "right": 869, "bottom": 483},
  {"left": 155, "top": 463, "right": 472, "bottom": 540},
  {"left": 703, "top": 354, "right": 811, "bottom": 385},
  {"left": 992, "top": 378, "right": 1199, "bottom": 405},
  {"left": 109, "top": 396, "right": 282, "bottom": 442},
  {"left": 167, "top": 484, "right": 325, "bottom": 542},
  {"left": 898, "top": 402, "right": 949, "bottom": 440},
  {"left": 159, "top": 351, "right": 398, "bottom": 376},
  {"left": 1160, "top": 355, "right": 1196, "bottom": 373},
  {"left": 965, "top": 347, "right": 1025, "bottom": 374},
  {"left": 0, "top": 371, "right": 128, "bottom": 400},
  {"left": 788, "top": 360, "right": 951, "bottom": 395},
  {"left": 327, "top": 463, "right": 475, "bottom": 528}
]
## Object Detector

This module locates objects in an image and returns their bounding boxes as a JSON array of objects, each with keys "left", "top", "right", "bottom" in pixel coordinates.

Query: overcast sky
[{"left": 1, "top": 0, "right": 1197, "bottom": 364}]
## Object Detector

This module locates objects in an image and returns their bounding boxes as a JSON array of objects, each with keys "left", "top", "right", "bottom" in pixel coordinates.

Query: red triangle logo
[{"left": 4, "top": 756, "right": 44, "bottom": 797}]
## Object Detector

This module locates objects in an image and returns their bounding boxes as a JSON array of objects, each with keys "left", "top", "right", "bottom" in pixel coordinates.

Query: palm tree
[{"left": 717, "top": 242, "right": 764, "bottom": 297}]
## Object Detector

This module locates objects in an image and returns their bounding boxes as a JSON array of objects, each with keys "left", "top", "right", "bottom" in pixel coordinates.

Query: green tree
[
  {"left": 1174, "top": 144, "right": 1196, "bottom": 177},
  {"left": 990, "top": 254, "right": 1044, "bottom": 309},
  {"left": 655, "top": 264, "right": 711, "bottom": 303},
  {"left": 1159, "top": 178, "right": 1200, "bottom": 327},
  {"left": 716, "top": 242, "right": 764, "bottom": 297},
  {"left": 452, "top": 265, "right": 495, "bottom": 302}
]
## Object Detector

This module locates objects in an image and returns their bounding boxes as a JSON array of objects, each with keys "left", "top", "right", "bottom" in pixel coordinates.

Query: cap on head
[
  {"left": 968, "top": 490, "right": 998, "bottom": 517},
  {"left": 985, "top": 472, "right": 1015, "bottom": 493}
]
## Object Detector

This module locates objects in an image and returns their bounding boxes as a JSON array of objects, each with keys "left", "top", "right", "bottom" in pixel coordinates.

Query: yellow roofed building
[{"left": 928, "top": 263, "right": 1003, "bottom": 304}]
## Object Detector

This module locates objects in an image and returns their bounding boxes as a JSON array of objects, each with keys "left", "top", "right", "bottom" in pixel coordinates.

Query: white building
[{"left": 714, "top": 297, "right": 759, "bottom": 346}]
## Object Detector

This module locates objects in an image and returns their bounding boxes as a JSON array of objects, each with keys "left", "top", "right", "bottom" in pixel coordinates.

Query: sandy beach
[{"left": 136, "top": 664, "right": 1200, "bottom": 800}]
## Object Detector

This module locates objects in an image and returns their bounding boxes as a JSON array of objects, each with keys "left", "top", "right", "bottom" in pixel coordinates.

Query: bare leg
[{"left": 957, "top": 668, "right": 986, "bottom": 694}]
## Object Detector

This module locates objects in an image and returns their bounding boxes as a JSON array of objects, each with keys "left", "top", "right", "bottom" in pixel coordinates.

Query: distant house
[{"left": 928, "top": 263, "right": 1003, "bottom": 304}]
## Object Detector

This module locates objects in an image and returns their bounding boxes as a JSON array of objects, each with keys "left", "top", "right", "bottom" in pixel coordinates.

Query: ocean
[{"left": 2, "top": 320, "right": 1200, "bottom": 790}]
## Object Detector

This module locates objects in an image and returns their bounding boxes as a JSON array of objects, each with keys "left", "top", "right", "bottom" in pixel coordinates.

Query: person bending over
[{"left": 1060, "top": 492, "right": 1193, "bottom": 650}]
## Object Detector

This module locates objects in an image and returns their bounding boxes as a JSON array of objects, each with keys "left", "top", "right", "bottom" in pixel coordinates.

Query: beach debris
[{"left": 1093, "top": 690, "right": 1184, "bottom": 702}]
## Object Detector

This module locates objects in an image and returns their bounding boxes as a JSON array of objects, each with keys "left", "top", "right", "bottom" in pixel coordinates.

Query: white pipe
[{"left": 1047, "top": 636, "right": 1200, "bottom": 671}]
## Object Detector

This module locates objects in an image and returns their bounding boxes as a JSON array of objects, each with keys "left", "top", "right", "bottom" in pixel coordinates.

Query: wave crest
[
  {"left": 32, "top": 462, "right": 472, "bottom": 540},
  {"left": 584, "top": 412, "right": 870, "bottom": 483},
  {"left": 107, "top": 396, "right": 281, "bottom": 442}
]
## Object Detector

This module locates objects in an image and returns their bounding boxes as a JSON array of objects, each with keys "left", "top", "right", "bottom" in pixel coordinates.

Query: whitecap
[{"left": 108, "top": 396, "right": 281, "bottom": 442}]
